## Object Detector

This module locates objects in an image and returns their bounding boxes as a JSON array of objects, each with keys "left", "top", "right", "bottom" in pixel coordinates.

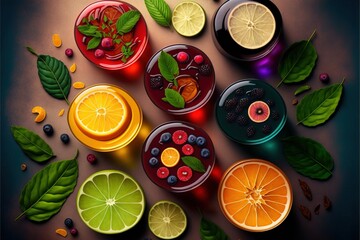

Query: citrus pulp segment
[
  {"left": 227, "top": 2, "right": 276, "bottom": 49},
  {"left": 77, "top": 170, "right": 145, "bottom": 234},
  {"left": 172, "top": 1, "right": 206, "bottom": 37},
  {"left": 218, "top": 159, "right": 292, "bottom": 232},
  {"left": 148, "top": 200, "right": 187, "bottom": 239}
]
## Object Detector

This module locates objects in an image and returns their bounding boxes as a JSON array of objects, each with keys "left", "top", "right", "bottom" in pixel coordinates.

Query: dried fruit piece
[
  {"left": 299, "top": 205, "right": 311, "bottom": 220},
  {"left": 21, "top": 163, "right": 27, "bottom": 171},
  {"left": 55, "top": 228, "right": 68, "bottom": 237},
  {"left": 323, "top": 195, "right": 332, "bottom": 210},
  {"left": 52, "top": 34, "right": 62, "bottom": 47},
  {"left": 299, "top": 179, "right": 312, "bottom": 201},
  {"left": 69, "top": 63, "right": 77, "bottom": 73},
  {"left": 32, "top": 106, "right": 47, "bottom": 123},
  {"left": 58, "top": 109, "right": 65, "bottom": 117},
  {"left": 73, "top": 81, "right": 85, "bottom": 89},
  {"left": 292, "top": 99, "right": 298, "bottom": 105},
  {"left": 314, "top": 204, "right": 320, "bottom": 215}
]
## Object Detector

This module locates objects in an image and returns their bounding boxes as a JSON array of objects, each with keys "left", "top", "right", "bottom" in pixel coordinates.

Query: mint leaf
[
  {"left": 181, "top": 156, "right": 205, "bottom": 172},
  {"left": 116, "top": 10, "right": 141, "bottom": 35},
  {"left": 158, "top": 51, "right": 179, "bottom": 82},
  {"left": 87, "top": 37, "right": 101, "bottom": 50},
  {"left": 294, "top": 85, "right": 311, "bottom": 96},
  {"left": 200, "top": 217, "right": 229, "bottom": 240},
  {"left": 77, "top": 25, "right": 100, "bottom": 37},
  {"left": 144, "top": 0, "right": 172, "bottom": 27},
  {"left": 162, "top": 88, "right": 185, "bottom": 108}
]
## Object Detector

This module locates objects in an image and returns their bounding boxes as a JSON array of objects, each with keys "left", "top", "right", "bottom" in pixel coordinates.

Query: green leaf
[
  {"left": 200, "top": 217, "right": 229, "bottom": 240},
  {"left": 144, "top": 0, "right": 172, "bottom": 27},
  {"left": 294, "top": 85, "right": 311, "bottom": 96},
  {"left": 16, "top": 151, "right": 79, "bottom": 221},
  {"left": 87, "top": 37, "right": 101, "bottom": 50},
  {"left": 11, "top": 126, "right": 55, "bottom": 162},
  {"left": 162, "top": 88, "right": 185, "bottom": 108},
  {"left": 116, "top": 10, "right": 141, "bottom": 35},
  {"left": 28, "top": 48, "right": 72, "bottom": 104},
  {"left": 277, "top": 30, "right": 317, "bottom": 87},
  {"left": 77, "top": 25, "right": 100, "bottom": 37},
  {"left": 181, "top": 156, "right": 205, "bottom": 172},
  {"left": 282, "top": 136, "right": 334, "bottom": 180},
  {"left": 158, "top": 51, "right": 179, "bottom": 82},
  {"left": 296, "top": 79, "right": 344, "bottom": 126}
]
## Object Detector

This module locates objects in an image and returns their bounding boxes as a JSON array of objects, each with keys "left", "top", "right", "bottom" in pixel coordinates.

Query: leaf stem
[{"left": 26, "top": 46, "right": 38, "bottom": 57}]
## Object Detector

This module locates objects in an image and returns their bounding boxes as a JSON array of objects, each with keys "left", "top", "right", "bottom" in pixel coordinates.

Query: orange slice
[
  {"left": 31, "top": 106, "right": 46, "bottom": 123},
  {"left": 52, "top": 34, "right": 62, "bottom": 47},
  {"left": 218, "top": 159, "right": 292, "bottom": 232},
  {"left": 161, "top": 147, "right": 180, "bottom": 167}
]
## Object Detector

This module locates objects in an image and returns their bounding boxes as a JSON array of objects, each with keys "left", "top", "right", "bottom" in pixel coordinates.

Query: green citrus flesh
[
  {"left": 77, "top": 170, "right": 145, "bottom": 234},
  {"left": 148, "top": 200, "right": 187, "bottom": 239}
]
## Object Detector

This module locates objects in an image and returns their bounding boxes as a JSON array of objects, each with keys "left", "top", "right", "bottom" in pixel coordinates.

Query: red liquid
[
  {"left": 74, "top": 1, "right": 148, "bottom": 70},
  {"left": 144, "top": 44, "right": 215, "bottom": 115}
]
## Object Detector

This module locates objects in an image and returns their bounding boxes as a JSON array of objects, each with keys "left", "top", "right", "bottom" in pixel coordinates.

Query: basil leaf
[
  {"left": 200, "top": 217, "right": 229, "bottom": 240},
  {"left": 282, "top": 136, "right": 334, "bottom": 180},
  {"left": 87, "top": 37, "right": 101, "bottom": 50},
  {"left": 77, "top": 25, "right": 100, "bottom": 37},
  {"left": 27, "top": 47, "right": 71, "bottom": 104},
  {"left": 116, "top": 10, "right": 141, "bottom": 35},
  {"left": 294, "top": 85, "right": 311, "bottom": 96},
  {"left": 158, "top": 51, "right": 179, "bottom": 82},
  {"left": 296, "top": 80, "right": 344, "bottom": 126},
  {"left": 181, "top": 156, "right": 205, "bottom": 172},
  {"left": 11, "top": 126, "right": 55, "bottom": 162},
  {"left": 277, "top": 30, "right": 317, "bottom": 87},
  {"left": 16, "top": 151, "right": 79, "bottom": 221},
  {"left": 144, "top": 0, "right": 172, "bottom": 27},
  {"left": 163, "top": 88, "right": 185, "bottom": 108}
]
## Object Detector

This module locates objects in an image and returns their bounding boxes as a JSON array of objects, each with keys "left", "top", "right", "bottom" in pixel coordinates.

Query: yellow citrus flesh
[
  {"left": 32, "top": 106, "right": 46, "bottom": 123},
  {"left": 161, "top": 147, "right": 180, "bottom": 167},
  {"left": 75, "top": 90, "right": 129, "bottom": 140},
  {"left": 218, "top": 159, "right": 292, "bottom": 232},
  {"left": 148, "top": 200, "right": 187, "bottom": 239},
  {"left": 227, "top": 2, "right": 276, "bottom": 49},
  {"left": 172, "top": 1, "right": 206, "bottom": 37}
]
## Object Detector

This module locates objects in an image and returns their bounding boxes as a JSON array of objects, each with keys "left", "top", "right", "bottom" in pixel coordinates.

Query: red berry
[
  {"left": 177, "top": 166, "right": 193, "bottom": 182},
  {"left": 194, "top": 55, "right": 204, "bottom": 64},
  {"left": 181, "top": 144, "right": 194, "bottom": 155},
  {"left": 70, "top": 228, "right": 78, "bottom": 236},
  {"left": 95, "top": 49, "right": 104, "bottom": 58},
  {"left": 319, "top": 73, "right": 330, "bottom": 83},
  {"left": 87, "top": 154, "right": 97, "bottom": 164},
  {"left": 157, "top": 167, "right": 169, "bottom": 179},
  {"left": 101, "top": 37, "right": 113, "bottom": 48},
  {"left": 176, "top": 51, "right": 189, "bottom": 63},
  {"left": 65, "top": 48, "right": 74, "bottom": 57},
  {"left": 172, "top": 130, "right": 188, "bottom": 145}
]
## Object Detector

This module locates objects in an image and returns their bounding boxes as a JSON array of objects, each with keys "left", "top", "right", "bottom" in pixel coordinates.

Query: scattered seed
[
  {"left": 73, "top": 81, "right": 85, "bottom": 89},
  {"left": 69, "top": 63, "right": 77, "bottom": 73},
  {"left": 299, "top": 205, "right": 311, "bottom": 220},
  {"left": 314, "top": 204, "right": 320, "bottom": 215},
  {"left": 55, "top": 228, "right": 68, "bottom": 237},
  {"left": 21, "top": 163, "right": 27, "bottom": 171},
  {"left": 52, "top": 34, "right": 62, "bottom": 48},
  {"left": 299, "top": 179, "right": 312, "bottom": 201},
  {"left": 323, "top": 195, "right": 332, "bottom": 210},
  {"left": 292, "top": 98, "right": 298, "bottom": 105}
]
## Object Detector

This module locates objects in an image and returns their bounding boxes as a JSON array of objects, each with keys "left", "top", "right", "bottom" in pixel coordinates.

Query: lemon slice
[
  {"left": 77, "top": 170, "right": 145, "bottom": 234},
  {"left": 172, "top": 1, "right": 206, "bottom": 37},
  {"left": 148, "top": 200, "right": 187, "bottom": 239},
  {"left": 227, "top": 2, "right": 276, "bottom": 49},
  {"left": 75, "top": 90, "right": 129, "bottom": 140}
]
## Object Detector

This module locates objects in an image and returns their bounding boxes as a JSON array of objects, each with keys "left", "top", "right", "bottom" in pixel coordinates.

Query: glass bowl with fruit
[
  {"left": 142, "top": 121, "right": 215, "bottom": 193},
  {"left": 74, "top": 0, "right": 148, "bottom": 70},
  {"left": 144, "top": 44, "right": 215, "bottom": 115}
]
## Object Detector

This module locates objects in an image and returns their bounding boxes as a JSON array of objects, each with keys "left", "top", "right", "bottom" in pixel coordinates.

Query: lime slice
[
  {"left": 227, "top": 2, "right": 276, "bottom": 49},
  {"left": 172, "top": 1, "right": 206, "bottom": 37},
  {"left": 77, "top": 170, "right": 145, "bottom": 234},
  {"left": 148, "top": 200, "right": 187, "bottom": 239}
]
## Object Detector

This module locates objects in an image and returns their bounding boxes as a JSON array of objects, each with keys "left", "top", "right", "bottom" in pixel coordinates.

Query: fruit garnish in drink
[
  {"left": 218, "top": 159, "right": 292, "bottom": 232},
  {"left": 227, "top": 2, "right": 276, "bottom": 49},
  {"left": 148, "top": 200, "right": 187, "bottom": 239}
]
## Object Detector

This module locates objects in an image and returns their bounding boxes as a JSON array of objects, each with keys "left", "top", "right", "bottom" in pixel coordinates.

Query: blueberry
[
  {"left": 151, "top": 147, "right": 160, "bottom": 156},
  {"left": 160, "top": 132, "right": 171, "bottom": 143},
  {"left": 200, "top": 148, "right": 210, "bottom": 158},
  {"left": 43, "top": 124, "right": 54, "bottom": 136},
  {"left": 149, "top": 157, "right": 159, "bottom": 167},
  {"left": 196, "top": 136, "right": 206, "bottom": 146},
  {"left": 167, "top": 175, "right": 178, "bottom": 185},
  {"left": 64, "top": 218, "right": 73, "bottom": 228},
  {"left": 187, "top": 134, "right": 197, "bottom": 144},
  {"left": 60, "top": 133, "right": 70, "bottom": 144}
]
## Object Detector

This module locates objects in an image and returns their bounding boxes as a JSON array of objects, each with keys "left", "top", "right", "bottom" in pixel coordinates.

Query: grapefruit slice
[{"left": 248, "top": 101, "right": 270, "bottom": 123}]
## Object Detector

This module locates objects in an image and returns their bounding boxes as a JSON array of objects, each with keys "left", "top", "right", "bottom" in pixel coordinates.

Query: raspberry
[
  {"left": 246, "top": 126, "right": 256, "bottom": 137},
  {"left": 157, "top": 167, "right": 169, "bottom": 179},
  {"left": 150, "top": 76, "right": 163, "bottom": 89},
  {"left": 172, "top": 130, "right": 188, "bottom": 145},
  {"left": 177, "top": 166, "right": 193, "bottom": 182},
  {"left": 199, "top": 64, "right": 211, "bottom": 76},
  {"left": 182, "top": 144, "right": 194, "bottom": 155}
]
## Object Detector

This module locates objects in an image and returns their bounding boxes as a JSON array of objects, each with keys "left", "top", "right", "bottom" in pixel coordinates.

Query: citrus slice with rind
[
  {"left": 227, "top": 2, "right": 276, "bottom": 49},
  {"left": 172, "top": 1, "right": 206, "bottom": 37},
  {"left": 148, "top": 200, "right": 187, "bottom": 239},
  {"left": 75, "top": 90, "right": 130, "bottom": 140},
  {"left": 77, "top": 170, "right": 145, "bottom": 234},
  {"left": 218, "top": 159, "right": 292, "bottom": 232},
  {"left": 161, "top": 147, "right": 180, "bottom": 167}
]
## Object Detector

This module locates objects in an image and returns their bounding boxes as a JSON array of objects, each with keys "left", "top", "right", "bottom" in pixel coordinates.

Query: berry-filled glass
[
  {"left": 216, "top": 79, "right": 287, "bottom": 145},
  {"left": 74, "top": 1, "right": 148, "bottom": 70},
  {"left": 142, "top": 121, "right": 215, "bottom": 193},
  {"left": 144, "top": 44, "right": 215, "bottom": 115}
]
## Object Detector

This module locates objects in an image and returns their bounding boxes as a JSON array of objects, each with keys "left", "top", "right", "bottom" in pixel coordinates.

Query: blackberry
[
  {"left": 235, "top": 104, "right": 243, "bottom": 114},
  {"left": 246, "top": 126, "right": 256, "bottom": 137},
  {"left": 262, "top": 124, "right": 272, "bottom": 134},
  {"left": 251, "top": 88, "right": 265, "bottom": 99},
  {"left": 237, "top": 115, "right": 248, "bottom": 126},
  {"left": 238, "top": 97, "right": 249, "bottom": 107},
  {"left": 235, "top": 87, "right": 245, "bottom": 96},
  {"left": 266, "top": 99, "right": 275, "bottom": 107},
  {"left": 199, "top": 64, "right": 211, "bottom": 76},
  {"left": 226, "top": 112, "right": 236, "bottom": 122},
  {"left": 224, "top": 98, "right": 237, "bottom": 110},
  {"left": 150, "top": 76, "right": 163, "bottom": 89},
  {"left": 272, "top": 111, "right": 280, "bottom": 121}
]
